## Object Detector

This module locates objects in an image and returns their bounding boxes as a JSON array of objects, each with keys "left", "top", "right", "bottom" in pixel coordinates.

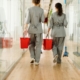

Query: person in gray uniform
[
  {"left": 47, "top": 3, "right": 68, "bottom": 64},
  {"left": 24, "top": 0, "right": 44, "bottom": 66}
]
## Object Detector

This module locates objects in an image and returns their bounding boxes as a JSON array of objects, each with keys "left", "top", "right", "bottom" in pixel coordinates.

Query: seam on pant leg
[{"left": 35, "top": 34, "right": 42, "bottom": 62}]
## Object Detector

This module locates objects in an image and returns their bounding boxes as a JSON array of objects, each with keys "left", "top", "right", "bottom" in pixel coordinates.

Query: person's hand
[
  {"left": 46, "top": 33, "right": 49, "bottom": 38},
  {"left": 46, "top": 28, "right": 50, "bottom": 38},
  {"left": 23, "top": 24, "right": 28, "bottom": 37},
  {"left": 24, "top": 24, "right": 28, "bottom": 31},
  {"left": 23, "top": 30, "right": 27, "bottom": 37},
  {"left": 24, "top": 26, "right": 27, "bottom": 31}
]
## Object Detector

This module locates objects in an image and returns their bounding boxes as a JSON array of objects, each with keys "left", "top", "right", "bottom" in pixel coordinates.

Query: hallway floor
[{"left": 5, "top": 50, "right": 80, "bottom": 80}]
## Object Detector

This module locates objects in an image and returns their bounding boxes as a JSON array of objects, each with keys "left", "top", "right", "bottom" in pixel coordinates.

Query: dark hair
[
  {"left": 55, "top": 3, "right": 63, "bottom": 16},
  {"left": 32, "top": 0, "right": 40, "bottom": 5}
]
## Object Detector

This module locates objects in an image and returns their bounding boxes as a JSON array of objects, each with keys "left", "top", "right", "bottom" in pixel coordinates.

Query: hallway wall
[
  {"left": 0, "top": 0, "right": 23, "bottom": 79},
  {"left": 0, "top": 0, "right": 80, "bottom": 79},
  {"left": 65, "top": 0, "right": 80, "bottom": 68}
]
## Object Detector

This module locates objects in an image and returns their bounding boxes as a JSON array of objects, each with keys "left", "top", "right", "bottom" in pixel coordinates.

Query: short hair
[{"left": 32, "top": 0, "right": 40, "bottom": 5}]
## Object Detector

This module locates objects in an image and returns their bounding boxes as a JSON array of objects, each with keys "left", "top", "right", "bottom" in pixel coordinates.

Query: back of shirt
[
  {"left": 49, "top": 12, "right": 68, "bottom": 37},
  {"left": 25, "top": 6, "right": 44, "bottom": 34}
]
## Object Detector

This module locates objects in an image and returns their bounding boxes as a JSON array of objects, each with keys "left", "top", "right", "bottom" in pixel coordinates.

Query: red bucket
[
  {"left": 43, "top": 39, "right": 53, "bottom": 50},
  {"left": 3, "top": 38, "right": 13, "bottom": 48},
  {"left": 0, "top": 38, "right": 13, "bottom": 48},
  {"left": 20, "top": 37, "right": 30, "bottom": 49}
]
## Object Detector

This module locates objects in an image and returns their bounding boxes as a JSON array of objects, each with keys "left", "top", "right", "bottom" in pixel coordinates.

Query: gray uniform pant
[
  {"left": 52, "top": 37, "right": 65, "bottom": 63},
  {"left": 29, "top": 33, "right": 42, "bottom": 63}
]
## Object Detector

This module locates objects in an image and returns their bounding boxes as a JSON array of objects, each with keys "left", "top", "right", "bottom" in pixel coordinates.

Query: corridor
[
  {"left": 0, "top": 0, "right": 80, "bottom": 80},
  {"left": 5, "top": 50, "right": 80, "bottom": 80}
]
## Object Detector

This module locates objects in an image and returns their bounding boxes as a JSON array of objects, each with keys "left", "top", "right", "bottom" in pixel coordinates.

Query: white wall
[
  {"left": 0, "top": 0, "right": 23, "bottom": 74},
  {"left": 1, "top": 0, "right": 23, "bottom": 40},
  {"left": 0, "top": 0, "right": 3, "bottom": 7}
]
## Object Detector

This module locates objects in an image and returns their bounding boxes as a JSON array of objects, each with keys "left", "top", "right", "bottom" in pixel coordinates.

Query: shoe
[
  {"left": 35, "top": 62, "right": 39, "bottom": 66},
  {"left": 41, "top": 51, "right": 42, "bottom": 54},
  {"left": 30, "top": 58, "right": 35, "bottom": 64},
  {"left": 53, "top": 55, "right": 58, "bottom": 63},
  {"left": 57, "top": 58, "right": 61, "bottom": 64},
  {"left": 57, "top": 61, "right": 61, "bottom": 64}
]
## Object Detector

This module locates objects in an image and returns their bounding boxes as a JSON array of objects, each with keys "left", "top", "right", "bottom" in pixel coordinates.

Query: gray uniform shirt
[
  {"left": 25, "top": 6, "right": 45, "bottom": 34},
  {"left": 49, "top": 12, "right": 68, "bottom": 37}
]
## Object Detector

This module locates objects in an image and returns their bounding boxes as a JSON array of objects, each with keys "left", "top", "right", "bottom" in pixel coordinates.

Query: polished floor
[
  {"left": 5, "top": 50, "right": 80, "bottom": 80},
  {"left": 0, "top": 41, "right": 23, "bottom": 79}
]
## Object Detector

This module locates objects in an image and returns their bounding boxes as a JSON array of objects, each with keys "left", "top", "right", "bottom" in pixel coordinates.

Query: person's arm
[
  {"left": 46, "top": 28, "right": 51, "bottom": 37},
  {"left": 41, "top": 10, "right": 45, "bottom": 23},
  {"left": 24, "top": 9, "right": 30, "bottom": 30},
  {"left": 64, "top": 14, "right": 68, "bottom": 28},
  {"left": 48, "top": 28, "right": 51, "bottom": 34},
  {"left": 47, "top": 14, "right": 53, "bottom": 37},
  {"left": 24, "top": 24, "right": 28, "bottom": 31}
]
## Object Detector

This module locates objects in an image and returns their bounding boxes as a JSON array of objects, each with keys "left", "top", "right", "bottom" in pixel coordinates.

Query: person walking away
[
  {"left": 24, "top": 0, "right": 44, "bottom": 66},
  {"left": 47, "top": 3, "right": 68, "bottom": 64}
]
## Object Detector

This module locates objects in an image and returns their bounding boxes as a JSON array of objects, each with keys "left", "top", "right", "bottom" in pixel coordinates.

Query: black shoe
[
  {"left": 30, "top": 60, "right": 35, "bottom": 63},
  {"left": 41, "top": 51, "right": 42, "bottom": 54},
  {"left": 30, "top": 58, "right": 35, "bottom": 63},
  {"left": 57, "top": 62, "right": 61, "bottom": 64}
]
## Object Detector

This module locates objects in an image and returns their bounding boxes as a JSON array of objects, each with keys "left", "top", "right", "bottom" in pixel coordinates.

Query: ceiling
[
  {"left": 24, "top": 0, "right": 73, "bottom": 13},
  {"left": 25, "top": 0, "right": 50, "bottom": 10},
  {"left": 25, "top": 0, "right": 50, "bottom": 14}
]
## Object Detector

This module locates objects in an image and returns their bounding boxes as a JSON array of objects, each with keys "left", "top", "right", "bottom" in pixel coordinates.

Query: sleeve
[
  {"left": 49, "top": 14, "right": 53, "bottom": 28},
  {"left": 25, "top": 9, "right": 31, "bottom": 24},
  {"left": 41, "top": 10, "right": 45, "bottom": 23},
  {"left": 64, "top": 14, "right": 68, "bottom": 27}
]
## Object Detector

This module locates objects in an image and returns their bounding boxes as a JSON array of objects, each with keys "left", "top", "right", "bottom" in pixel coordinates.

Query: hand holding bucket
[
  {"left": 23, "top": 30, "right": 27, "bottom": 37},
  {"left": 20, "top": 30, "right": 30, "bottom": 49},
  {"left": 43, "top": 34, "right": 53, "bottom": 50}
]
